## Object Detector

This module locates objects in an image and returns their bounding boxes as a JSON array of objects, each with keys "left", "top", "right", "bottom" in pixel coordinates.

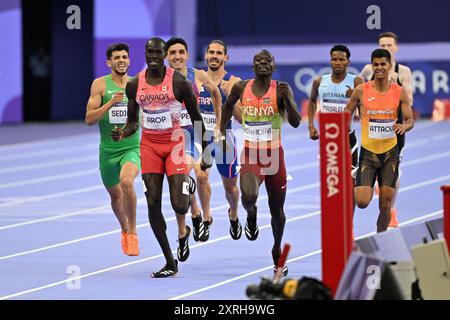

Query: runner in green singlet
[{"left": 85, "top": 43, "right": 141, "bottom": 256}]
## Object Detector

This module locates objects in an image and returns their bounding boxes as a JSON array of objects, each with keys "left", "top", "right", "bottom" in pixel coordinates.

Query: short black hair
[
  {"left": 254, "top": 49, "right": 275, "bottom": 62},
  {"left": 330, "top": 44, "right": 351, "bottom": 59},
  {"left": 207, "top": 40, "right": 227, "bottom": 54},
  {"left": 378, "top": 31, "right": 398, "bottom": 44},
  {"left": 106, "top": 43, "right": 129, "bottom": 60},
  {"left": 145, "top": 37, "right": 166, "bottom": 50},
  {"left": 371, "top": 48, "right": 391, "bottom": 63},
  {"left": 165, "top": 37, "right": 188, "bottom": 53}
]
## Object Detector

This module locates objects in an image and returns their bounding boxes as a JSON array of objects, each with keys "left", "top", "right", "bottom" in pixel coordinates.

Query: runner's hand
[
  {"left": 111, "top": 91, "right": 125, "bottom": 106},
  {"left": 110, "top": 126, "right": 124, "bottom": 141},
  {"left": 200, "top": 148, "right": 213, "bottom": 172},
  {"left": 394, "top": 123, "right": 407, "bottom": 135},
  {"left": 345, "top": 85, "right": 353, "bottom": 98}
]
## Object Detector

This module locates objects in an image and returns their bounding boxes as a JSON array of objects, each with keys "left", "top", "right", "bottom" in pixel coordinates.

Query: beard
[
  {"left": 113, "top": 65, "right": 128, "bottom": 76},
  {"left": 207, "top": 59, "right": 224, "bottom": 71}
]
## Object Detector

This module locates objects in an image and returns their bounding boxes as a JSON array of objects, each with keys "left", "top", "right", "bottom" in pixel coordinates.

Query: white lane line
[
  {"left": 0, "top": 155, "right": 97, "bottom": 175},
  {"left": 169, "top": 209, "right": 443, "bottom": 300},
  {"left": 0, "top": 171, "right": 447, "bottom": 264},
  {"left": 0, "top": 185, "right": 103, "bottom": 208},
  {"left": 0, "top": 182, "right": 322, "bottom": 260},
  {"left": 0, "top": 142, "right": 448, "bottom": 228},
  {"left": 0, "top": 144, "right": 98, "bottom": 162},
  {"left": 0, "top": 208, "right": 442, "bottom": 300},
  {"left": 0, "top": 169, "right": 99, "bottom": 189},
  {"left": 0, "top": 132, "right": 98, "bottom": 152},
  {"left": 0, "top": 210, "right": 321, "bottom": 300}
]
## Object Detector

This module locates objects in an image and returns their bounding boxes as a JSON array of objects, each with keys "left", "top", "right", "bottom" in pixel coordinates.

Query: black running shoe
[
  {"left": 151, "top": 260, "right": 178, "bottom": 278},
  {"left": 199, "top": 217, "right": 213, "bottom": 242},
  {"left": 177, "top": 226, "right": 191, "bottom": 262},
  {"left": 245, "top": 208, "right": 259, "bottom": 241},
  {"left": 191, "top": 214, "right": 203, "bottom": 242},
  {"left": 273, "top": 264, "right": 289, "bottom": 277},
  {"left": 229, "top": 209, "right": 242, "bottom": 240}
]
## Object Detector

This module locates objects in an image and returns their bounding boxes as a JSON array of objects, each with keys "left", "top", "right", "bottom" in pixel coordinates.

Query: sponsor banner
[
  {"left": 319, "top": 112, "right": 353, "bottom": 296},
  {"left": 227, "top": 61, "right": 450, "bottom": 117}
]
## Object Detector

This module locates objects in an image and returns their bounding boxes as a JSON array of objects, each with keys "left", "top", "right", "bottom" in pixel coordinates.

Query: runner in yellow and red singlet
[{"left": 345, "top": 48, "right": 413, "bottom": 233}]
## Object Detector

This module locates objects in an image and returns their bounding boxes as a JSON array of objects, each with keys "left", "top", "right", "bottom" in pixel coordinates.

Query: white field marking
[
  {"left": 0, "top": 132, "right": 98, "bottom": 152},
  {"left": 0, "top": 185, "right": 104, "bottom": 208},
  {"left": 0, "top": 169, "right": 99, "bottom": 190},
  {"left": 0, "top": 183, "right": 322, "bottom": 261},
  {"left": 0, "top": 210, "right": 320, "bottom": 300},
  {"left": 1, "top": 170, "right": 448, "bottom": 264},
  {"left": 0, "top": 155, "right": 97, "bottom": 175},
  {"left": 0, "top": 143, "right": 98, "bottom": 162},
  {"left": 0, "top": 176, "right": 444, "bottom": 300},
  {"left": 169, "top": 209, "right": 443, "bottom": 300},
  {"left": 1, "top": 140, "right": 448, "bottom": 228}
]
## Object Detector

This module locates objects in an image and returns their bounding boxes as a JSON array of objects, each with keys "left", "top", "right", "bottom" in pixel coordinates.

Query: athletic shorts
[
  {"left": 240, "top": 146, "right": 287, "bottom": 193},
  {"left": 356, "top": 145, "right": 400, "bottom": 188},
  {"left": 192, "top": 130, "right": 239, "bottom": 178},
  {"left": 99, "top": 147, "right": 140, "bottom": 188},
  {"left": 349, "top": 130, "right": 358, "bottom": 169},
  {"left": 140, "top": 131, "right": 188, "bottom": 176}
]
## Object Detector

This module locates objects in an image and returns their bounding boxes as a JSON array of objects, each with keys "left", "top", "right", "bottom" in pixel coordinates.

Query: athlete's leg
[
  {"left": 194, "top": 162, "right": 211, "bottom": 220},
  {"left": 241, "top": 172, "right": 261, "bottom": 241},
  {"left": 267, "top": 188, "right": 286, "bottom": 265},
  {"left": 168, "top": 174, "right": 192, "bottom": 261},
  {"left": 168, "top": 174, "right": 191, "bottom": 235},
  {"left": 142, "top": 173, "right": 176, "bottom": 267},
  {"left": 377, "top": 146, "right": 400, "bottom": 232},
  {"left": 377, "top": 186, "right": 396, "bottom": 232},
  {"left": 221, "top": 176, "right": 240, "bottom": 220},
  {"left": 106, "top": 185, "right": 128, "bottom": 232},
  {"left": 119, "top": 162, "right": 139, "bottom": 234},
  {"left": 186, "top": 155, "right": 202, "bottom": 217}
]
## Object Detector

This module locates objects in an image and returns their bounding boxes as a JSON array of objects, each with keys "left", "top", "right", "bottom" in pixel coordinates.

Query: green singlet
[{"left": 98, "top": 74, "right": 140, "bottom": 188}]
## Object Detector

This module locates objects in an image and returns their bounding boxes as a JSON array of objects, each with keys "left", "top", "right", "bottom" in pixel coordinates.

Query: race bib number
[
  {"left": 108, "top": 105, "right": 127, "bottom": 124},
  {"left": 368, "top": 119, "right": 396, "bottom": 139},
  {"left": 143, "top": 109, "right": 172, "bottom": 130},
  {"left": 180, "top": 108, "right": 192, "bottom": 127},
  {"left": 244, "top": 121, "right": 272, "bottom": 142},
  {"left": 321, "top": 99, "right": 346, "bottom": 113},
  {"left": 201, "top": 112, "right": 217, "bottom": 131}
]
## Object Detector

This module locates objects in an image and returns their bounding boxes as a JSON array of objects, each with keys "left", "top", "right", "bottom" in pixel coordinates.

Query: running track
[{"left": 0, "top": 120, "right": 448, "bottom": 299}]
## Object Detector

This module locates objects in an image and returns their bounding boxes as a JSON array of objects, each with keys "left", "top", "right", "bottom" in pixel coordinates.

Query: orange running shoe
[
  {"left": 121, "top": 231, "right": 127, "bottom": 255},
  {"left": 389, "top": 208, "right": 399, "bottom": 228},
  {"left": 126, "top": 233, "right": 140, "bottom": 256}
]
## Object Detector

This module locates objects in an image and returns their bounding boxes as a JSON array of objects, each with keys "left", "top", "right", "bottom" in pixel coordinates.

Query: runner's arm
[
  {"left": 229, "top": 76, "right": 244, "bottom": 123},
  {"left": 344, "top": 84, "right": 363, "bottom": 131},
  {"left": 394, "top": 87, "right": 414, "bottom": 135},
  {"left": 307, "top": 76, "right": 321, "bottom": 139},
  {"left": 400, "top": 66, "right": 414, "bottom": 106},
  {"left": 121, "top": 79, "right": 140, "bottom": 138},
  {"left": 278, "top": 81, "right": 301, "bottom": 128},
  {"left": 85, "top": 78, "right": 122, "bottom": 125},
  {"left": 358, "top": 64, "right": 373, "bottom": 82},
  {"left": 196, "top": 69, "right": 222, "bottom": 126},
  {"left": 220, "top": 80, "right": 245, "bottom": 135}
]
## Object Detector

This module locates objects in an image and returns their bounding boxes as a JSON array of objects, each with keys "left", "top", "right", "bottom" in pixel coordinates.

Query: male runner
[
  {"left": 345, "top": 49, "right": 413, "bottom": 233},
  {"left": 359, "top": 32, "right": 414, "bottom": 227},
  {"left": 165, "top": 37, "right": 223, "bottom": 242},
  {"left": 186, "top": 40, "right": 244, "bottom": 242},
  {"left": 111, "top": 38, "right": 211, "bottom": 277},
  {"left": 85, "top": 43, "right": 140, "bottom": 256},
  {"left": 220, "top": 50, "right": 301, "bottom": 276},
  {"left": 308, "top": 44, "right": 363, "bottom": 175}
]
